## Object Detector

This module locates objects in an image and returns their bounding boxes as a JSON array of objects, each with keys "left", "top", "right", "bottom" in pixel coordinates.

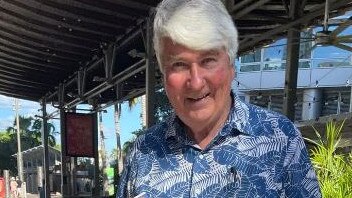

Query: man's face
[{"left": 161, "top": 38, "right": 235, "bottom": 130}]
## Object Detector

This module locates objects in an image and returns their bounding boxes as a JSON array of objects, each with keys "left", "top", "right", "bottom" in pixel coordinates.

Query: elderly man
[{"left": 117, "top": 0, "right": 321, "bottom": 197}]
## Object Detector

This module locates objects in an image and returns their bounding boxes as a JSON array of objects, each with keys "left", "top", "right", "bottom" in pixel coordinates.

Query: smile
[{"left": 188, "top": 93, "right": 210, "bottom": 102}]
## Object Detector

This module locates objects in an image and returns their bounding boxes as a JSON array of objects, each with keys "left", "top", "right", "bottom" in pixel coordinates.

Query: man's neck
[{"left": 186, "top": 99, "right": 232, "bottom": 150}]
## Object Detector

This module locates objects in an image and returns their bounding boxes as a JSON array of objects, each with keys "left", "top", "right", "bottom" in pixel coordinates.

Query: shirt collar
[{"left": 165, "top": 91, "right": 253, "bottom": 142}]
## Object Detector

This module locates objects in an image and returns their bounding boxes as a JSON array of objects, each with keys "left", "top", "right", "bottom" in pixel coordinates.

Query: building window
[
  {"left": 313, "top": 46, "right": 351, "bottom": 59},
  {"left": 239, "top": 50, "right": 261, "bottom": 72},
  {"left": 312, "top": 58, "right": 351, "bottom": 68},
  {"left": 240, "top": 64, "right": 261, "bottom": 72},
  {"left": 299, "top": 29, "right": 314, "bottom": 59},
  {"left": 263, "top": 39, "right": 287, "bottom": 62},
  {"left": 241, "top": 50, "right": 261, "bottom": 63}
]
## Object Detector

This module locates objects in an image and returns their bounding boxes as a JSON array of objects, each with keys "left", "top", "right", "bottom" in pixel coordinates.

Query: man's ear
[
  {"left": 231, "top": 63, "right": 236, "bottom": 80},
  {"left": 161, "top": 72, "right": 166, "bottom": 86}
]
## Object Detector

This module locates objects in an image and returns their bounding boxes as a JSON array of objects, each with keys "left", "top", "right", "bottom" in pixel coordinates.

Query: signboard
[
  {"left": 0, "top": 177, "right": 5, "bottom": 198},
  {"left": 65, "top": 113, "right": 95, "bottom": 157}
]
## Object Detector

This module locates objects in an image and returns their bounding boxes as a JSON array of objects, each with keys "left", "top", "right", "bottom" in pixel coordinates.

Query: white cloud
[
  {"left": 0, "top": 95, "right": 59, "bottom": 131},
  {"left": 0, "top": 95, "right": 15, "bottom": 109},
  {"left": 0, "top": 115, "right": 15, "bottom": 131}
]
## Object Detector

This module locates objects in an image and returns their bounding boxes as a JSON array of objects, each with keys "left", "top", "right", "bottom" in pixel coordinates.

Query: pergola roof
[{"left": 0, "top": 0, "right": 351, "bottom": 106}]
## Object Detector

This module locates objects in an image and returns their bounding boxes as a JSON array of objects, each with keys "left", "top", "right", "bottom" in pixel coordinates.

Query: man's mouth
[{"left": 188, "top": 93, "right": 210, "bottom": 102}]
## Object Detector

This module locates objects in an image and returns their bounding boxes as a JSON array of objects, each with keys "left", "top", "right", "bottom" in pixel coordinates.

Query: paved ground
[{"left": 26, "top": 193, "right": 62, "bottom": 198}]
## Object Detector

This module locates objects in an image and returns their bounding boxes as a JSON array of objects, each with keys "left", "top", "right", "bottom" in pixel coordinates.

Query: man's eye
[
  {"left": 202, "top": 57, "right": 216, "bottom": 65},
  {"left": 172, "top": 62, "right": 187, "bottom": 67}
]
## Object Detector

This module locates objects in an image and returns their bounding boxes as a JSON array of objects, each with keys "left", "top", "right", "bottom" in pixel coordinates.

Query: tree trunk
[
  {"left": 114, "top": 103, "right": 123, "bottom": 175},
  {"left": 141, "top": 95, "right": 147, "bottom": 128}
]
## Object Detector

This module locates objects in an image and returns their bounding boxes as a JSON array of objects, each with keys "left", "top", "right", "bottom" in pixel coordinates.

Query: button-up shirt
[{"left": 117, "top": 95, "right": 321, "bottom": 198}]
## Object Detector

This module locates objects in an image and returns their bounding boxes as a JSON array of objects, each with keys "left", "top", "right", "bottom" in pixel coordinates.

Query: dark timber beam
[
  {"left": 0, "top": 44, "right": 74, "bottom": 66},
  {"left": 0, "top": 90, "right": 38, "bottom": 101},
  {"left": 0, "top": 77, "right": 49, "bottom": 89},
  {"left": 0, "top": 72, "right": 53, "bottom": 87},
  {"left": 145, "top": 17, "right": 156, "bottom": 127},
  {"left": 3, "top": 0, "right": 124, "bottom": 35},
  {"left": 239, "top": 0, "right": 351, "bottom": 52},
  {"left": 75, "top": 0, "right": 150, "bottom": 17},
  {"left": 0, "top": 6, "right": 114, "bottom": 42},
  {"left": 0, "top": 29, "right": 90, "bottom": 58},
  {"left": 45, "top": 24, "right": 144, "bottom": 107},
  {"left": 33, "top": 0, "right": 134, "bottom": 27},
  {"left": 77, "top": 67, "right": 87, "bottom": 99},
  {"left": 0, "top": 34, "right": 88, "bottom": 61},
  {"left": 0, "top": 52, "right": 66, "bottom": 71},
  {"left": 58, "top": 84, "right": 69, "bottom": 196},
  {"left": 0, "top": 48, "right": 69, "bottom": 70},
  {"left": 103, "top": 44, "right": 117, "bottom": 84},
  {"left": 234, "top": 0, "right": 271, "bottom": 19},
  {"left": 0, "top": 8, "right": 101, "bottom": 45},
  {"left": 0, "top": 19, "right": 94, "bottom": 50},
  {"left": 283, "top": 0, "right": 301, "bottom": 121},
  {"left": 0, "top": 86, "right": 44, "bottom": 96}
]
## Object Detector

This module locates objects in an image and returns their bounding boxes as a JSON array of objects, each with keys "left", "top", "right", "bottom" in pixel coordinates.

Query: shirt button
[{"left": 199, "top": 154, "right": 204, "bottom": 159}]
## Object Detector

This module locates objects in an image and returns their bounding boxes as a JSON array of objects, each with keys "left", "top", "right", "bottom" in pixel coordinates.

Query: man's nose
[{"left": 187, "top": 64, "right": 204, "bottom": 90}]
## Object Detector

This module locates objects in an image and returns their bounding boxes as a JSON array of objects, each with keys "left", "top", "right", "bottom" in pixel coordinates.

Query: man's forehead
[{"left": 161, "top": 37, "right": 223, "bottom": 52}]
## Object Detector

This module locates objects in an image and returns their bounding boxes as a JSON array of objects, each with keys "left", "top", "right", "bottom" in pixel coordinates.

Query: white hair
[{"left": 153, "top": 0, "right": 238, "bottom": 73}]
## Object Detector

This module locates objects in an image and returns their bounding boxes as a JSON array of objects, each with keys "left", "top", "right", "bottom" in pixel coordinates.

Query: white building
[{"left": 233, "top": 25, "right": 352, "bottom": 151}]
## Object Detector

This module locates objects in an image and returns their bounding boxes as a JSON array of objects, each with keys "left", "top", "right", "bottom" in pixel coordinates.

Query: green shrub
[{"left": 305, "top": 120, "right": 352, "bottom": 198}]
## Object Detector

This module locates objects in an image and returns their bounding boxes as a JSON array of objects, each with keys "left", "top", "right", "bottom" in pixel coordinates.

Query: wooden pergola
[{"left": 0, "top": 0, "right": 351, "bottom": 197}]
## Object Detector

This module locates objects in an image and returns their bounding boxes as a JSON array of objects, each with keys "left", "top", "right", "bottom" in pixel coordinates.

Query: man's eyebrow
[
  {"left": 164, "top": 55, "right": 182, "bottom": 62},
  {"left": 200, "top": 50, "right": 220, "bottom": 57}
]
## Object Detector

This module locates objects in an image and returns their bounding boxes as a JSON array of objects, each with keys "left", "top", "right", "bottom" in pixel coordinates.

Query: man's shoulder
[
  {"left": 243, "top": 102, "right": 300, "bottom": 138},
  {"left": 133, "top": 121, "right": 169, "bottom": 149}
]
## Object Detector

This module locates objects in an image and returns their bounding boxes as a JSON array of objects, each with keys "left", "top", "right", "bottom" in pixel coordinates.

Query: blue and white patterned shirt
[{"left": 117, "top": 95, "right": 321, "bottom": 198}]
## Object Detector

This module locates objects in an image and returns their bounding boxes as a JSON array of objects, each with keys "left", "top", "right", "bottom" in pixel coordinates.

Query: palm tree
[
  {"left": 6, "top": 116, "right": 58, "bottom": 148},
  {"left": 114, "top": 103, "right": 123, "bottom": 175},
  {"left": 31, "top": 118, "right": 58, "bottom": 147},
  {"left": 141, "top": 95, "right": 147, "bottom": 128}
]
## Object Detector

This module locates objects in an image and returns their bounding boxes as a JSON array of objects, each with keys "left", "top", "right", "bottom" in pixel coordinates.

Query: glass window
[
  {"left": 240, "top": 64, "right": 261, "bottom": 72},
  {"left": 313, "top": 46, "right": 351, "bottom": 59},
  {"left": 234, "top": 57, "right": 240, "bottom": 72},
  {"left": 263, "top": 62, "right": 284, "bottom": 71},
  {"left": 312, "top": 59, "right": 351, "bottom": 68},
  {"left": 280, "top": 61, "right": 311, "bottom": 69},
  {"left": 299, "top": 29, "right": 314, "bottom": 59},
  {"left": 299, "top": 61, "right": 311, "bottom": 68},
  {"left": 263, "top": 39, "right": 287, "bottom": 61},
  {"left": 240, "top": 50, "right": 261, "bottom": 63},
  {"left": 264, "top": 61, "right": 311, "bottom": 71}
]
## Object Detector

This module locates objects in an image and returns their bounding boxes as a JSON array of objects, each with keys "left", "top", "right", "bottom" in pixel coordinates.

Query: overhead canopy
[{"left": 0, "top": 0, "right": 351, "bottom": 107}]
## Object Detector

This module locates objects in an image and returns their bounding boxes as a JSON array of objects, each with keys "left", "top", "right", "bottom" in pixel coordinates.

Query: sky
[{"left": 0, "top": 94, "right": 141, "bottom": 155}]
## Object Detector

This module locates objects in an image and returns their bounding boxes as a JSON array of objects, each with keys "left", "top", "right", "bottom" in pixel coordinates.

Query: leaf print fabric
[{"left": 117, "top": 94, "right": 321, "bottom": 198}]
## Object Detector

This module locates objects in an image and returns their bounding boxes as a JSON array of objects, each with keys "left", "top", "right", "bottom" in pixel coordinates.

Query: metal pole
[
  {"left": 323, "top": 0, "right": 330, "bottom": 31},
  {"left": 99, "top": 112, "right": 108, "bottom": 196},
  {"left": 41, "top": 98, "right": 50, "bottom": 198},
  {"left": 93, "top": 113, "right": 100, "bottom": 197},
  {"left": 14, "top": 99, "right": 24, "bottom": 182},
  {"left": 337, "top": 92, "right": 341, "bottom": 115},
  {"left": 37, "top": 166, "right": 44, "bottom": 198},
  {"left": 4, "top": 170, "right": 10, "bottom": 198},
  {"left": 349, "top": 85, "right": 352, "bottom": 112}
]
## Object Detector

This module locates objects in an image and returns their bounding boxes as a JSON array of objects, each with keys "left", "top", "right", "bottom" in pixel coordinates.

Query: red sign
[
  {"left": 0, "top": 177, "right": 5, "bottom": 198},
  {"left": 65, "top": 113, "right": 95, "bottom": 157}
]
